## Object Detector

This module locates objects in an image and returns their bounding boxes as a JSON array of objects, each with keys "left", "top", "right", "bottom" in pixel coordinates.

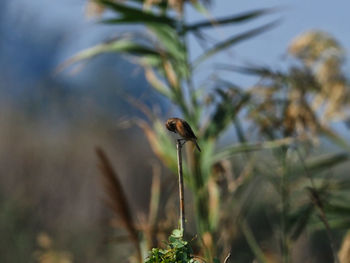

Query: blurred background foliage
[{"left": 1, "top": 0, "right": 350, "bottom": 263}]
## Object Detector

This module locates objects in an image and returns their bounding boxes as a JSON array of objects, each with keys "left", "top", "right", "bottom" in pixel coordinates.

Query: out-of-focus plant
[
  {"left": 218, "top": 30, "right": 350, "bottom": 262},
  {"left": 289, "top": 31, "right": 350, "bottom": 124},
  {"left": 64, "top": 0, "right": 280, "bottom": 261},
  {"left": 34, "top": 233, "right": 73, "bottom": 263},
  {"left": 62, "top": 0, "right": 350, "bottom": 261},
  {"left": 224, "top": 30, "right": 350, "bottom": 140},
  {"left": 145, "top": 229, "right": 197, "bottom": 263}
]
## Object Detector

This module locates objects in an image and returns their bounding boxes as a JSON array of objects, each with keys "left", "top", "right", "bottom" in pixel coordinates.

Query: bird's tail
[{"left": 194, "top": 140, "right": 201, "bottom": 152}]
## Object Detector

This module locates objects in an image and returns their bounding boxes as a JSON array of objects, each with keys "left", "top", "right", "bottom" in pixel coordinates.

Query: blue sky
[
  {"left": 207, "top": 0, "right": 349, "bottom": 63},
  {"left": 185, "top": 0, "right": 350, "bottom": 86},
  {"left": 5, "top": 0, "right": 350, "bottom": 79},
  {"left": 3, "top": 0, "right": 350, "bottom": 94}
]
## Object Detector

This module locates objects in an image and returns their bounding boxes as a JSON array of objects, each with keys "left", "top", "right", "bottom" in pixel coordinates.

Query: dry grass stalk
[
  {"left": 95, "top": 147, "right": 142, "bottom": 262},
  {"left": 308, "top": 188, "right": 340, "bottom": 263},
  {"left": 223, "top": 253, "right": 231, "bottom": 263},
  {"left": 177, "top": 139, "right": 186, "bottom": 235}
]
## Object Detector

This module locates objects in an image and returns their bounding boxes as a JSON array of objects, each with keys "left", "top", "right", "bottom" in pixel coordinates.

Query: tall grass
[{"left": 65, "top": 1, "right": 350, "bottom": 262}]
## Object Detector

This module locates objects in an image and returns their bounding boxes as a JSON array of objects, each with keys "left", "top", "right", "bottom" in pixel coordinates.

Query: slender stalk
[
  {"left": 240, "top": 219, "right": 270, "bottom": 263},
  {"left": 275, "top": 146, "right": 290, "bottom": 263},
  {"left": 311, "top": 191, "right": 340, "bottom": 263},
  {"left": 281, "top": 157, "right": 290, "bottom": 263},
  {"left": 296, "top": 149, "right": 340, "bottom": 263},
  {"left": 177, "top": 139, "right": 186, "bottom": 235},
  {"left": 223, "top": 253, "right": 231, "bottom": 263}
]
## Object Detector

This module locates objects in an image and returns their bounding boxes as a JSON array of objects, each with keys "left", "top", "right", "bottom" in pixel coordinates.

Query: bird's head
[{"left": 165, "top": 118, "right": 177, "bottom": 133}]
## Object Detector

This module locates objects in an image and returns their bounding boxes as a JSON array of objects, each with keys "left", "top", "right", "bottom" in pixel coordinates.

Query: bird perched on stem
[{"left": 165, "top": 117, "right": 201, "bottom": 152}]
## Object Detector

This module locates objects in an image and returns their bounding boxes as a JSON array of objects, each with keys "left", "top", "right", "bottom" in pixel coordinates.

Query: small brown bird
[{"left": 165, "top": 117, "right": 201, "bottom": 152}]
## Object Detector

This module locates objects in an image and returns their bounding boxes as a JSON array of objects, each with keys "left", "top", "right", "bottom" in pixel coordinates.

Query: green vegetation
[
  {"left": 145, "top": 230, "right": 196, "bottom": 263},
  {"left": 61, "top": 1, "right": 350, "bottom": 262}
]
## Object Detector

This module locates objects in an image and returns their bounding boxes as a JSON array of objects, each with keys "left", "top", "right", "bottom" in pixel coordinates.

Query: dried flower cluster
[{"left": 248, "top": 30, "right": 350, "bottom": 139}]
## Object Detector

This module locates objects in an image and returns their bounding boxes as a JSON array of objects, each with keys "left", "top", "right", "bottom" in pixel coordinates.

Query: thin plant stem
[
  {"left": 281, "top": 168, "right": 289, "bottom": 263},
  {"left": 177, "top": 139, "right": 186, "bottom": 235},
  {"left": 223, "top": 253, "right": 231, "bottom": 263},
  {"left": 276, "top": 146, "right": 290, "bottom": 263},
  {"left": 239, "top": 219, "right": 270, "bottom": 263},
  {"left": 225, "top": 192, "right": 269, "bottom": 263},
  {"left": 295, "top": 148, "right": 340, "bottom": 263},
  {"left": 309, "top": 189, "right": 340, "bottom": 263}
]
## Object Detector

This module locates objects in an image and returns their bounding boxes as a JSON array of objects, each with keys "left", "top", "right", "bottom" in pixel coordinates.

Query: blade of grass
[
  {"left": 299, "top": 152, "right": 349, "bottom": 175},
  {"left": 147, "top": 24, "right": 186, "bottom": 63},
  {"left": 216, "top": 64, "right": 285, "bottom": 79},
  {"left": 203, "top": 88, "right": 250, "bottom": 139},
  {"left": 99, "top": 0, "right": 176, "bottom": 26},
  {"left": 57, "top": 39, "right": 160, "bottom": 72},
  {"left": 144, "top": 67, "right": 172, "bottom": 98},
  {"left": 239, "top": 218, "right": 270, "bottom": 263},
  {"left": 185, "top": 8, "right": 276, "bottom": 32},
  {"left": 213, "top": 137, "right": 294, "bottom": 162},
  {"left": 308, "top": 188, "right": 340, "bottom": 263},
  {"left": 294, "top": 146, "right": 340, "bottom": 263},
  {"left": 194, "top": 20, "right": 280, "bottom": 67},
  {"left": 95, "top": 147, "right": 142, "bottom": 262},
  {"left": 288, "top": 204, "right": 315, "bottom": 241}
]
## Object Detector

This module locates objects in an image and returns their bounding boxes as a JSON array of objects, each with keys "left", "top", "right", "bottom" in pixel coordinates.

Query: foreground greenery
[{"left": 145, "top": 230, "right": 196, "bottom": 263}]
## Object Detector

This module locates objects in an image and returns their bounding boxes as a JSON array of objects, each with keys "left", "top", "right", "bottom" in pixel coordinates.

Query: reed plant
[{"left": 65, "top": 1, "right": 350, "bottom": 262}]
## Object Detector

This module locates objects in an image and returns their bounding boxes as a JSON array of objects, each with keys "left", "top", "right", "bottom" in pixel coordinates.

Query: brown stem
[
  {"left": 177, "top": 139, "right": 186, "bottom": 235},
  {"left": 309, "top": 188, "right": 340, "bottom": 263},
  {"left": 223, "top": 253, "right": 231, "bottom": 263}
]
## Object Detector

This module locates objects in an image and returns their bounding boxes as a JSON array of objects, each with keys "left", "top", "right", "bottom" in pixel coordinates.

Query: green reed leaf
[
  {"left": 99, "top": 0, "right": 176, "bottom": 26},
  {"left": 194, "top": 20, "right": 280, "bottom": 67},
  {"left": 185, "top": 8, "right": 276, "bottom": 32}
]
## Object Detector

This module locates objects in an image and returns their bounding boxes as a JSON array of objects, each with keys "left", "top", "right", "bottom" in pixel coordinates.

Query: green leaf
[
  {"left": 194, "top": 20, "right": 280, "bottom": 67},
  {"left": 171, "top": 229, "right": 183, "bottom": 239},
  {"left": 59, "top": 38, "right": 160, "bottom": 70},
  {"left": 147, "top": 24, "right": 186, "bottom": 63},
  {"left": 311, "top": 218, "right": 350, "bottom": 230},
  {"left": 203, "top": 88, "right": 250, "bottom": 139},
  {"left": 144, "top": 67, "right": 173, "bottom": 98},
  {"left": 185, "top": 8, "right": 276, "bottom": 32},
  {"left": 147, "top": 24, "right": 190, "bottom": 81},
  {"left": 325, "top": 203, "right": 350, "bottom": 216},
  {"left": 319, "top": 126, "right": 350, "bottom": 149},
  {"left": 217, "top": 64, "right": 285, "bottom": 79},
  {"left": 139, "top": 55, "right": 163, "bottom": 67},
  {"left": 300, "top": 152, "right": 349, "bottom": 175},
  {"left": 145, "top": 230, "right": 194, "bottom": 263},
  {"left": 99, "top": 0, "right": 176, "bottom": 26},
  {"left": 213, "top": 137, "right": 294, "bottom": 162},
  {"left": 199, "top": 139, "right": 216, "bottom": 182},
  {"left": 288, "top": 203, "right": 315, "bottom": 240}
]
